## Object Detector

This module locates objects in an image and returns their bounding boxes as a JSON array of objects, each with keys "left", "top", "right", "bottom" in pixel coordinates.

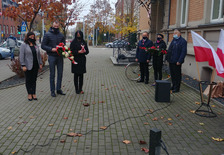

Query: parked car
[
  {"left": 0, "top": 47, "right": 11, "bottom": 59},
  {"left": 105, "top": 42, "right": 113, "bottom": 48},
  {"left": 0, "top": 40, "right": 24, "bottom": 55},
  {"left": 105, "top": 40, "right": 129, "bottom": 48}
]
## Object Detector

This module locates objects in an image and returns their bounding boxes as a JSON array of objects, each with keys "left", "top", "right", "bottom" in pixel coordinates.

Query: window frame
[
  {"left": 180, "top": 0, "right": 189, "bottom": 27},
  {"left": 210, "top": 0, "right": 224, "bottom": 22}
]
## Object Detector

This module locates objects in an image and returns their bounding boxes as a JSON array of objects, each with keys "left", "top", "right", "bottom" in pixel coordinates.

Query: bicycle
[{"left": 125, "top": 61, "right": 170, "bottom": 81}]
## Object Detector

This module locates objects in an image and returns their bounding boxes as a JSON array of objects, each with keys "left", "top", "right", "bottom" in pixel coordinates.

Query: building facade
[
  {"left": 137, "top": 0, "right": 224, "bottom": 81},
  {"left": 0, "top": 0, "right": 20, "bottom": 42}
]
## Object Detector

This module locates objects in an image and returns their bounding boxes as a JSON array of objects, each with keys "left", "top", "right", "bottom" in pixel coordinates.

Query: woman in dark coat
[
  {"left": 70, "top": 31, "right": 89, "bottom": 94},
  {"left": 152, "top": 34, "right": 167, "bottom": 86}
]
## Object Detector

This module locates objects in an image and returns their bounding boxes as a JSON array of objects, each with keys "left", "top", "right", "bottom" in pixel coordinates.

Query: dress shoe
[
  {"left": 51, "top": 91, "right": 56, "bottom": 97},
  {"left": 137, "top": 80, "right": 144, "bottom": 83},
  {"left": 172, "top": 89, "right": 179, "bottom": 93},
  {"left": 76, "top": 90, "right": 80, "bottom": 94},
  {"left": 145, "top": 81, "right": 149, "bottom": 84},
  {"left": 28, "top": 98, "right": 33, "bottom": 101},
  {"left": 57, "top": 90, "right": 66, "bottom": 95},
  {"left": 32, "top": 95, "right": 37, "bottom": 100}
]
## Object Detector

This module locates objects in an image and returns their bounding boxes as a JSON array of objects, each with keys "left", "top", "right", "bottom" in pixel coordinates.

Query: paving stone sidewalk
[{"left": 0, "top": 47, "right": 223, "bottom": 155}]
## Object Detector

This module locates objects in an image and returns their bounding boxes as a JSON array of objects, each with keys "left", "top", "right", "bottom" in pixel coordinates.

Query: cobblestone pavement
[{"left": 0, "top": 47, "right": 223, "bottom": 155}]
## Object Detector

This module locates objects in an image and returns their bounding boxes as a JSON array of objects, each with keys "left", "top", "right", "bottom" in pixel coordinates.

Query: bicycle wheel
[{"left": 125, "top": 62, "right": 141, "bottom": 81}]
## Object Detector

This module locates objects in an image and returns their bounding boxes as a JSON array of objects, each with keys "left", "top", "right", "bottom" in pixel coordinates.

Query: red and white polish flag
[
  {"left": 191, "top": 30, "right": 224, "bottom": 78},
  {"left": 217, "top": 29, "right": 224, "bottom": 67}
]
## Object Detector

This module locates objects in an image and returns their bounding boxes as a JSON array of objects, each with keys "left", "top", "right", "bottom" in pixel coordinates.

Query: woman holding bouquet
[
  {"left": 19, "top": 32, "right": 43, "bottom": 101},
  {"left": 70, "top": 31, "right": 89, "bottom": 94},
  {"left": 152, "top": 34, "right": 167, "bottom": 86}
]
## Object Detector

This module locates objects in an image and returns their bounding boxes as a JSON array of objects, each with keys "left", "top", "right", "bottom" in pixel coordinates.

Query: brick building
[
  {"left": 137, "top": 0, "right": 224, "bottom": 81},
  {"left": 0, "top": 0, "right": 20, "bottom": 42}
]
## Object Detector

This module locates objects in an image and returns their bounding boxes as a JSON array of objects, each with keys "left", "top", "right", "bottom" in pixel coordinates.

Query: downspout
[{"left": 167, "top": 0, "right": 171, "bottom": 45}]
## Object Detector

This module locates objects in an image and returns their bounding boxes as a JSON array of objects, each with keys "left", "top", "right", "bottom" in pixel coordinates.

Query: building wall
[{"left": 0, "top": 0, "right": 20, "bottom": 42}]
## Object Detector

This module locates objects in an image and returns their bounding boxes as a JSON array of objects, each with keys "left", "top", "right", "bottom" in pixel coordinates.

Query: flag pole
[{"left": 196, "top": 62, "right": 204, "bottom": 101}]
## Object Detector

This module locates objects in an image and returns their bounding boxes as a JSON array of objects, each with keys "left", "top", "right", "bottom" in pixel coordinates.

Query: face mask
[
  {"left": 28, "top": 38, "right": 35, "bottom": 43},
  {"left": 157, "top": 37, "right": 162, "bottom": 41},
  {"left": 77, "top": 36, "right": 82, "bottom": 40},
  {"left": 173, "top": 34, "right": 179, "bottom": 39},
  {"left": 143, "top": 37, "right": 147, "bottom": 40},
  {"left": 53, "top": 27, "right": 59, "bottom": 33}
]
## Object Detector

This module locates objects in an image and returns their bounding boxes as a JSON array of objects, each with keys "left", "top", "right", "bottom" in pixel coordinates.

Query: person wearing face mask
[
  {"left": 166, "top": 29, "right": 187, "bottom": 93},
  {"left": 41, "top": 21, "right": 66, "bottom": 97},
  {"left": 136, "top": 32, "right": 153, "bottom": 84},
  {"left": 19, "top": 32, "right": 43, "bottom": 101},
  {"left": 70, "top": 31, "right": 89, "bottom": 94},
  {"left": 152, "top": 33, "right": 167, "bottom": 86}
]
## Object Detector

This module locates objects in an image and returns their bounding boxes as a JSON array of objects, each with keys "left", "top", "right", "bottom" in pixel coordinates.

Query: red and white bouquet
[
  {"left": 140, "top": 46, "right": 167, "bottom": 56},
  {"left": 56, "top": 43, "right": 77, "bottom": 64}
]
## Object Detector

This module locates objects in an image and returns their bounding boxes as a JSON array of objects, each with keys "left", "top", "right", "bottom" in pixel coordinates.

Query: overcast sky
[{"left": 79, "top": 0, "right": 117, "bottom": 17}]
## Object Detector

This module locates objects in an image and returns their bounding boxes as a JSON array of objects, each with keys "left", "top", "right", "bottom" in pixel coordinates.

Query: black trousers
[
  {"left": 25, "top": 66, "right": 39, "bottom": 95},
  {"left": 169, "top": 63, "right": 182, "bottom": 91},
  {"left": 74, "top": 73, "right": 84, "bottom": 92},
  {"left": 153, "top": 62, "right": 163, "bottom": 81},
  {"left": 139, "top": 62, "right": 149, "bottom": 82}
]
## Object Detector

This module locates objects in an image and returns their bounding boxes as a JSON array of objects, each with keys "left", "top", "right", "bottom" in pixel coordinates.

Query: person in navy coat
[
  {"left": 166, "top": 29, "right": 187, "bottom": 93},
  {"left": 135, "top": 32, "right": 153, "bottom": 84}
]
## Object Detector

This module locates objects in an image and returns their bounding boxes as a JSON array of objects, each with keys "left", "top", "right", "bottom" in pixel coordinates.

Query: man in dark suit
[
  {"left": 136, "top": 32, "right": 153, "bottom": 84},
  {"left": 41, "top": 21, "right": 66, "bottom": 97},
  {"left": 167, "top": 29, "right": 187, "bottom": 93}
]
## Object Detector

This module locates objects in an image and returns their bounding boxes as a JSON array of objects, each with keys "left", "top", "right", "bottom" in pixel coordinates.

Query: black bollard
[{"left": 149, "top": 128, "right": 161, "bottom": 155}]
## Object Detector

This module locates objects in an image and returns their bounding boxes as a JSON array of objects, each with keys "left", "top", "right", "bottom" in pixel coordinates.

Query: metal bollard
[{"left": 149, "top": 128, "right": 161, "bottom": 155}]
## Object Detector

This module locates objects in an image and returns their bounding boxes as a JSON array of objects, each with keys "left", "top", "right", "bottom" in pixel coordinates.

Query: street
[{"left": 0, "top": 47, "right": 223, "bottom": 155}]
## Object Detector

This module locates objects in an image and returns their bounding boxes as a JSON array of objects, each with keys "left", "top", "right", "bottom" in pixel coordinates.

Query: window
[
  {"left": 10, "top": 26, "right": 12, "bottom": 34},
  {"left": 180, "top": 0, "right": 189, "bottom": 27},
  {"left": 211, "top": 0, "right": 223, "bottom": 22},
  {"left": 3, "top": 25, "right": 5, "bottom": 34},
  {"left": 13, "top": 26, "right": 15, "bottom": 34},
  {"left": 7, "top": 25, "right": 8, "bottom": 34}
]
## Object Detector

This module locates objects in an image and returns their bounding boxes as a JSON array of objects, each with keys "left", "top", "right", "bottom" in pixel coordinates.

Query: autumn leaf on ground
[
  {"left": 121, "top": 89, "right": 124, "bottom": 91},
  {"left": 141, "top": 148, "right": 149, "bottom": 153},
  {"left": 77, "top": 133, "right": 82, "bottom": 137},
  {"left": 11, "top": 151, "right": 17, "bottom": 154},
  {"left": 92, "top": 102, "right": 96, "bottom": 105},
  {"left": 168, "top": 118, "right": 172, "bottom": 121},
  {"left": 69, "top": 129, "right": 73, "bottom": 131},
  {"left": 198, "top": 130, "right": 203, "bottom": 133},
  {"left": 122, "top": 140, "right": 131, "bottom": 144},
  {"left": 211, "top": 105, "right": 216, "bottom": 107},
  {"left": 139, "top": 140, "right": 147, "bottom": 144},
  {"left": 85, "top": 118, "right": 90, "bottom": 122},
  {"left": 152, "top": 117, "right": 158, "bottom": 121},
  {"left": 100, "top": 126, "right": 107, "bottom": 130},
  {"left": 168, "top": 122, "right": 172, "bottom": 126},
  {"left": 8, "top": 126, "right": 12, "bottom": 130},
  {"left": 190, "top": 110, "right": 195, "bottom": 113},
  {"left": 105, "top": 88, "right": 109, "bottom": 90},
  {"left": 195, "top": 102, "right": 200, "bottom": 105},
  {"left": 199, "top": 123, "right": 205, "bottom": 126},
  {"left": 29, "top": 116, "right": 35, "bottom": 119},
  {"left": 60, "top": 139, "right": 66, "bottom": 143},
  {"left": 17, "top": 122, "right": 22, "bottom": 125},
  {"left": 67, "top": 132, "right": 77, "bottom": 137},
  {"left": 212, "top": 137, "right": 224, "bottom": 142},
  {"left": 19, "top": 116, "right": 22, "bottom": 119},
  {"left": 144, "top": 122, "right": 149, "bottom": 125},
  {"left": 83, "top": 103, "right": 90, "bottom": 107},
  {"left": 176, "top": 114, "right": 180, "bottom": 117},
  {"left": 142, "top": 92, "right": 146, "bottom": 94},
  {"left": 48, "top": 124, "right": 54, "bottom": 126},
  {"left": 148, "top": 109, "right": 154, "bottom": 113},
  {"left": 63, "top": 117, "right": 68, "bottom": 119},
  {"left": 101, "top": 84, "right": 104, "bottom": 86},
  {"left": 56, "top": 130, "right": 60, "bottom": 133},
  {"left": 99, "top": 101, "right": 105, "bottom": 103},
  {"left": 160, "top": 116, "right": 164, "bottom": 119},
  {"left": 74, "top": 140, "right": 78, "bottom": 143}
]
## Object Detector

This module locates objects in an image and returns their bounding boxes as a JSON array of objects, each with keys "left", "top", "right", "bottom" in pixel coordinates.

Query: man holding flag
[{"left": 166, "top": 29, "right": 187, "bottom": 93}]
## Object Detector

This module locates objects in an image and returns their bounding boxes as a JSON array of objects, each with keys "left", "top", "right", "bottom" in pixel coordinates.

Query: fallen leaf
[
  {"left": 69, "top": 129, "right": 73, "bottom": 131},
  {"left": 198, "top": 130, "right": 203, "bottom": 133},
  {"left": 17, "top": 122, "right": 22, "bottom": 125},
  {"left": 64, "top": 117, "right": 68, "bottom": 119},
  {"left": 144, "top": 122, "right": 149, "bottom": 125},
  {"left": 212, "top": 137, "right": 224, "bottom": 142},
  {"left": 99, "top": 101, "right": 105, "bottom": 103},
  {"left": 85, "top": 118, "right": 90, "bottom": 122},
  {"left": 67, "top": 132, "right": 77, "bottom": 137},
  {"left": 100, "top": 126, "right": 107, "bottom": 130},
  {"left": 11, "top": 151, "right": 17, "bottom": 154},
  {"left": 168, "top": 118, "right": 172, "bottom": 121},
  {"left": 148, "top": 109, "right": 154, "bottom": 112},
  {"left": 139, "top": 140, "right": 147, "bottom": 144},
  {"left": 146, "top": 90, "right": 150, "bottom": 92},
  {"left": 77, "top": 134, "right": 82, "bottom": 137},
  {"left": 8, "top": 126, "right": 12, "bottom": 130},
  {"left": 121, "top": 89, "right": 124, "bottom": 91},
  {"left": 168, "top": 122, "right": 172, "bottom": 126},
  {"left": 160, "top": 116, "right": 164, "bottom": 119},
  {"left": 19, "top": 116, "right": 22, "bottom": 119},
  {"left": 195, "top": 102, "right": 200, "bottom": 105},
  {"left": 190, "top": 110, "right": 195, "bottom": 114},
  {"left": 122, "top": 140, "right": 131, "bottom": 144},
  {"left": 180, "top": 118, "right": 184, "bottom": 121},
  {"left": 92, "top": 102, "right": 96, "bottom": 105},
  {"left": 101, "top": 84, "right": 104, "bottom": 86},
  {"left": 152, "top": 117, "right": 158, "bottom": 121},
  {"left": 141, "top": 148, "right": 149, "bottom": 153},
  {"left": 105, "top": 88, "right": 109, "bottom": 90},
  {"left": 74, "top": 140, "right": 78, "bottom": 143},
  {"left": 199, "top": 123, "right": 204, "bottom": 126},
  {"left": 211, "top": 105, "right": 216, "bottom": 107},
  {"left": 29, "top": 116, "right": 35, "bottom": 119},
  {"left": 60, "top": 140, "right": 66, "bottom": 143},
  {"left": 48, "top": 124, "right": 54, "bottom": 126},
  {"left": 56, "top": 130, "right": 60, "bottom": 133},
  {"left": 83, "top": 103, "right": 90, "bottom": 107},
  {"left": 176, "top": 114, "right": 180, "bottom": 117},
  {"left": 142, "top": 92, "right": 146, "bottom": 94}
]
